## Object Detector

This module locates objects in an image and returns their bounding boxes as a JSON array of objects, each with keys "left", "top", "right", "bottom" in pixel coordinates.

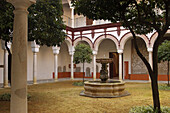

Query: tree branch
[{"left": 128, "top": 26, "right": 153, "bottom": 79}]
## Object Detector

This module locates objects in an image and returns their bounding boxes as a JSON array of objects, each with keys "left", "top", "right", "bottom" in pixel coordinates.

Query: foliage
[
  {"left": 0, "top": 93, "right": 31, "bottom": 101},
  {"left": 74, "top": 43, "right": 92, "bottom": 82},
  {"left": 73, "top": 43, "right": 92, "bottom": 64},
  {"left": 73, "top": 0, "right": 170, "bottom": 111},
  {"left": 0, "top": 0, "right": 14, "bottom": 41},
  {"left": 73, "top": 0, "right": 169, "bottom": 35},
  {"left": 28, "top": 0, "right": 66, "bottom": 46},
  {"left": 72, "top": 81, "right": 84, "bottom": 86},
  {"left": 0, "top": 0, "right": 66, "bottom": 47},
  {"left": 159, "top": 84, "right": 170, "bottom": 90},
  {"left": 129, "top": 105, "right": 170, "bottom": 113},
  {"left": 158, "top": 40, "right": 170, "bottom": 63}
]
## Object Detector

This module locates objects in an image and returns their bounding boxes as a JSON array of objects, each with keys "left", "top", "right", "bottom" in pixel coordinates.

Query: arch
[
  {"left": 74, "top": 37, "right": 93, "bottom": 49},
  {"left": 119, "top": 32, "right": 149, "bottom": 50},
  {"left": 150, "top": 29, "right": 170, "bottom": 48},
  {"left": 86, "top": 67, "right": 91, "bottom": 77},
  {"left": 76, "top": 67, "right": 81, "bottom": 72},
  {"left": 64, "top": 37, "right": 72, "bottom": 51},
  {"left": 63, "top": 66, "right": 66, "bottom": 72},
  {"left": 58, "top": 66, "right": 62, "bottom": 72},
  {"left": 94, "top": 34, "right": 119, "bottom": 51}
]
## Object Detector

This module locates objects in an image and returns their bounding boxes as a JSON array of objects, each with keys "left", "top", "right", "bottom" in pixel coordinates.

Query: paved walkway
[{"left": 0, "top": 78, "right": 168, "bottom": 88}]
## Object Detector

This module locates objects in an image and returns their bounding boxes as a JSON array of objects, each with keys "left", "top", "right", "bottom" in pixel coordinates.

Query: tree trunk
[
  {"left": 168, "top": 60, "right": 169, "bottom": 86},
  {"left": 128, "top": 27, "right": 161, "bottom": 113},
  {"left": 5, "top": 41, "right": 12, "bottom": 84},
  {"left": 83, "top": 62, "right": 84, "bottom": 83},
  {"left": 150, "top": 74, "right": 161, "bottom": 112}
]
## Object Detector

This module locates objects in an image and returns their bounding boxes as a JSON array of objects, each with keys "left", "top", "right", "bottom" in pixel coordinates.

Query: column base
[
  {"left": 3, "top": 85, "right": 10, "bottom": 88},
  {"left": 33, "top": 82, "right": 37, "bottom": 85},
  {"left": 54, "top": 79, "right": 58, "bottom": 82},
  {"left": 71, "top": 77, "right": 74, "bottom": 80},
  {"left": 33, "top": 77, "right": 37, "bottom": 85}
]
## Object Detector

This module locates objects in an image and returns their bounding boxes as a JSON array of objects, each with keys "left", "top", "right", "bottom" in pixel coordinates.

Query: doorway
[{"left": 109, "top": 52, "right": 119, "bottom": 79}]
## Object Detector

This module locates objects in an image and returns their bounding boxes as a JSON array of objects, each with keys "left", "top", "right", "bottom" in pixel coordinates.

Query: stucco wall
[
  {"left": 131, "top": 38, "right": 148, "bottom": 74},
  {"left": 63, "top": 4, "right": 71, "bottom": 26},
  {"left": 37, "top": 45, "right": 54, "bottom": 80},
  {"left": 123, "top": 39, "right": 132, "bottom": 74},
  {"left": 58, "top": 42, "right": 71, "bottom": 72},
  {"left": 0, "top": 41, "right": 4, "bottom": 83},
  {"left": 27, "top": 42, "right": 33, "bottom": 81}
]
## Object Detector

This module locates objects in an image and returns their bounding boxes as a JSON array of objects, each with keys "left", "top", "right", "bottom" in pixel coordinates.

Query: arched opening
[
  {"left": 74, "top": 40, "right": 93, "bottom": 78},
  {"left": 97, "top": 39, "right": 118, "bottom": 79},
  {"left": 123, "top": 37, "right": 149, "bottom": 80},
  {"left": 86, "top": 67, "right": 91, "bottom": 77},
  {"left": 58, "top": 41, "right": 71, "bottom": 78}
]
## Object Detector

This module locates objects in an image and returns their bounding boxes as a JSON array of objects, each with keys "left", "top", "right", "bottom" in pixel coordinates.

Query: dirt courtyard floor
[{"left": 0, "top": 81, "right": 170, "bottom": 113}]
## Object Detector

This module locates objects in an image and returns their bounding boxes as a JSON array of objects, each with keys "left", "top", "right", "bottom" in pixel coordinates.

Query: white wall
[
  {"left": 0, "top": 40, "right": 4, "bottom": 83},
  {"left": 27, "top": 42, "right": 33, "bottom": 81},
  {"left": 123, "top": 39, "right": 132, "bottom": 74},
  {"left": 58, "top": 42, "right": 71, "bottom": 72},
  {"left": 37, "top": 45, "right": 54, "bottom": 80}
]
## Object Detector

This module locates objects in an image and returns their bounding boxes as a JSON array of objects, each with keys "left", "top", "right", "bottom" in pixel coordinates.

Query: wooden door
[{"left": 109, "top": 52, "right": 119, "bottom": 79}]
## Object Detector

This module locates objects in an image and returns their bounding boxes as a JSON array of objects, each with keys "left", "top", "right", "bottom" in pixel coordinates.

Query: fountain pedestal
[
  {"left": 80, "top": 58, "right": 130, "bottom": 98},
  {"left": 96, "top": 58, "right": 113, "bottom": 82}
]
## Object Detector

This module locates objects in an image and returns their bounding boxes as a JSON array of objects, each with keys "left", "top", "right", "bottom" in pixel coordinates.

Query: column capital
[
  {"left": 69, "top": 51, "right": 74, "bottom": 55},
  {"left": 117, "top": 49, "right": 123, "bottom": 54},
  {"left": 93, "top": 50, "right": 98, "bottom": 55},
  {"left": 52, "top": 46, "right": 60, "bottom": 54},
  {"left": 7, "top": 0, "right": 36, "bottom": 10},
  {"left": 69, "top": 1, "right": 75, "bottom": 9},
  {"left": 31, "top": 41, "right": 40, "bottom": 53},
  {"left": 1, "top": 40, "right": 12, "bottom": 50},
  {"left": 147, "top": 47, "right": 153, "bottom": 52}
]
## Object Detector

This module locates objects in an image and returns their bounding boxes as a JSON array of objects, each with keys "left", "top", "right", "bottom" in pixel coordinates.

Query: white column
[
  {"left": 70, "top": 7, "right": 74, "bottom": 28},
  {"left": 147, "top": 47, "right": 153, "bottom": 69},
  {"left": 69, "top": 51, "right": 74, "bottom": 80},
  {"left": 118, "top": 49, "right": 123, "bottom": 81},
  {"left": 93, "top": 20, "right": 97, "bottom": 25},
  {"left": 8, "top": 0, "right": 36, "bottom": 112},
  {"left": 31, "top": 41, "right": 40, "bottom": 84},
  {"left": 93, "top": 50, "right": 97, "bottom": 80},
  {"left": 148, "top": 47, "right": 153, "bottom": 81},
  {"left": 1, "top": 41, "right": 11, "bottom": 88},
  {"left": 52, "top": 46, "right": 60, "bottom": 81}
]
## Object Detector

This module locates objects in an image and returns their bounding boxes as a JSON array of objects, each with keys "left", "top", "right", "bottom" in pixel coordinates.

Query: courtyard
[{"left": 0, "top": 80, "right": 170, "bottom": 113}]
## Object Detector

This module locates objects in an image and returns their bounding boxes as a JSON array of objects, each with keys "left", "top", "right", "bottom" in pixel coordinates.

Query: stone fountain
[{"left": 80, "top": 58, "right": 130, "bottom": 98}]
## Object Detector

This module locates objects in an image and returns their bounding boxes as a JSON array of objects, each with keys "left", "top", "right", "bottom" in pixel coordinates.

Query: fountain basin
[{"left": 80, "top": 80, "right": 130, "bottom": 98}]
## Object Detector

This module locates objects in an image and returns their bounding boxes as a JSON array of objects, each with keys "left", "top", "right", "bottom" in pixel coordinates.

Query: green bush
[
  {"left": 159, "top": 84, "right": 170, "bottom": 90},
  {"left": 72, "top": 82, "right": 84, "bottom": 86},
  {"left": 129, "top": 105, "right": 170, "bottom": 113},
  {"left": 0, "top": 93, "right": 31, "bottom": 101},
  {"left": 0, "top": 93, "right": 11, "bottom": 101}
]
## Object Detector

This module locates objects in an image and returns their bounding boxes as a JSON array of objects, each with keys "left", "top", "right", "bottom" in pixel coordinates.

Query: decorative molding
[
  {"left": 31, "top": 41, "right": 40, "bottom": 53},
  {"left": 52, "top": 46, "right": 60, "bottom": 54}
]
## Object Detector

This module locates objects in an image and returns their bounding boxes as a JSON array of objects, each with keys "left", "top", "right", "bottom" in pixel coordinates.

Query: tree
[
  {"left": 0, "top": 0, "right": 14, "bottom": 83},
  {"left": 73, "top": 43, "right": 92, "bottom": 82},
  {"left": 158, "top": 40, "right": 170, "bottom": 86},
  {"left": 0, "top": 0, "right": 66, "bottom": 83},
  {"left": 72, "top": 0, "right": 170, "bottom": 112},
  {"left": 28, "top": 0, "right": 66, "bottom": 47}
]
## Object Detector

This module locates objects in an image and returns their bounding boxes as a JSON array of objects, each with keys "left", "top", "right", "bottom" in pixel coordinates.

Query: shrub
[
  {"left": 0, "top": 93, "right": 11, "bottom": 101},
  {"left": 159, "top": 84, "right": 170, "bottom": 90},
  {"left": 72, "top": 82, "right": 84, "bottom": 86},
  {"left": 129, "top": 105, "right": 170, "bottom": 113},
  {"left": 0, "top": 93, "right": 31, "bottom": 101}
]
